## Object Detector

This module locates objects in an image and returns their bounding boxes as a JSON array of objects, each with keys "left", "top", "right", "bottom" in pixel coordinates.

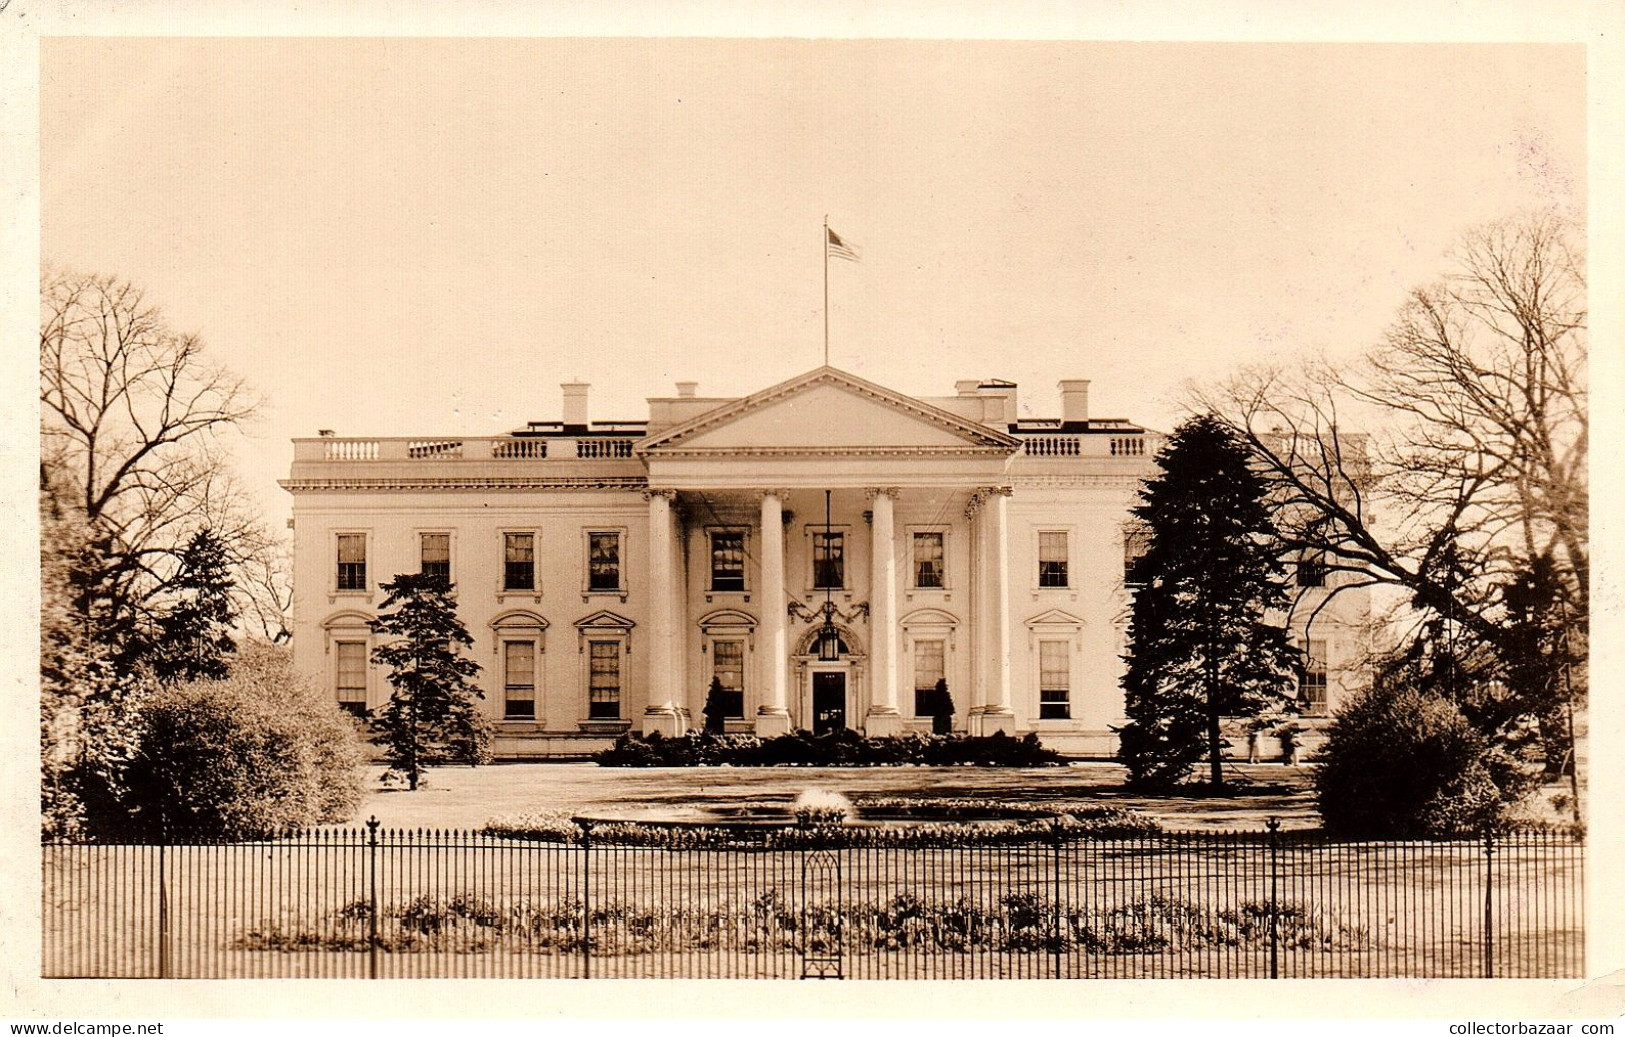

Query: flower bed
[
  {"left": 595, "top": 729, "right": 1065, "bottom": 768},
  {"left": 238, "top": 890, "right": 1367, "bottom": 957},
  {"left": 480, "top": 801, "right": 1160, "bottom": 847}
]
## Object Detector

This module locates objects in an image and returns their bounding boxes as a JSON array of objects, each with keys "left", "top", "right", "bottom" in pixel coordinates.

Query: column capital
[
  {"left": 641, "top": 488, "right": 679, "bottom": 502},
  {"left": 865, "top": 486, "right": 901, "bottom": 503},
  {"left": 755, "top": 488, "right": 794, "bottom": 504},
  {"left": 965, "top": 485, "right": 1012, "bottom": 518}
]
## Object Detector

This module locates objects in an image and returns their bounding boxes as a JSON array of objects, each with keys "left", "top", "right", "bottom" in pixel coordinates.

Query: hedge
[{"left": 595, "top": 729, "right": 1065, "bottom": 768}]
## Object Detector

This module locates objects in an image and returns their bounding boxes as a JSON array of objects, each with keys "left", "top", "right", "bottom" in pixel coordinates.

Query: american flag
[{"left": 826, "top": 227, "right": 860, "bottom": 262}]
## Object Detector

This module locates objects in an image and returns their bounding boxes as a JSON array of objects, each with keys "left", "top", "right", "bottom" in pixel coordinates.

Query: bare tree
[
  {"left": 1363, "top": 213, "right": 1586, "bottom": 612},
  {"left": 40, "top": 270, "right": 262, "bottom": 656},
  {"left": 1198, "top": 211, "right": 1586, "bottom": 780},
  {"left": 234, "top": 525, "right": 295, "bottom": 644}
]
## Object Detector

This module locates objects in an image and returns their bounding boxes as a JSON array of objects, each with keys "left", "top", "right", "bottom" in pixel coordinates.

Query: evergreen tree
[
  {"left": 369, "top": 573, "right": 491, "bottom": 790},
  {"left": 149, "top": 529, "right": 239, "bottom": 683},
  {"left": 1116, "top": 414, "right": 1299, "bottom": 789}
]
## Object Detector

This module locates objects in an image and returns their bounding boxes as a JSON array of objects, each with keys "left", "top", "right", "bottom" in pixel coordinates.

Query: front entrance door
[{"left": 812, "top": 672, "right": 846, "bottom": 734}]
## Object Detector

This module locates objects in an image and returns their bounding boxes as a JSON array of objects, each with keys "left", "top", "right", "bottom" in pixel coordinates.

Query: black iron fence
[{"left": 41, "top": 821, "right": 1583, "bottom": 980}]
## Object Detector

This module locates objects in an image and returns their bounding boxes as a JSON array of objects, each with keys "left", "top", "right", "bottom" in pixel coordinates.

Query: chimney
[
  {"left": 561, "top": 382, "right": 590, "bottom": 430},
  {"left": 978, "top": 380, "right": 1018, "bottom": 426},
  {"left": 1058, "top": 380, "right": 1091, "bottom": 427},
  {"left": 955, "top": 380, "right": 980, "bottom": 397},
  {"left": 676, "top": 381, "right": 698, "bottom": 398}
]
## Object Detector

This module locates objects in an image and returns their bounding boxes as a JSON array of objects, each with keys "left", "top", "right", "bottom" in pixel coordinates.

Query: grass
[{"left": 345, "top": 760, "right": 1321, "bottom": 831}]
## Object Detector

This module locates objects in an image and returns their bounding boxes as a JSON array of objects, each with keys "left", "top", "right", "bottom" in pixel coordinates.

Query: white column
[
  {"left": 965, "top": 489, "right": 987, "bottom": 716},
  {"left": 755, "top": 490, "right": 792, "bottom": 736},
  {"left": 641, "top": 489, "right": 682, "bottom": 736},
  {"left": 669, "top": 500, "right": 690, "bottom": 729},
  {"left": 865, "top": 487, "right": 903, "bottom": 735},
  {"left": 970, "top": 486, "right": 1015, "bottom": 734}
]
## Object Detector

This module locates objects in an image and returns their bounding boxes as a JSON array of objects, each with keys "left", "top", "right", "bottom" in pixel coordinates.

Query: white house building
[{"left": 283, "top": 366, "right": 1368, "bottom": 758}]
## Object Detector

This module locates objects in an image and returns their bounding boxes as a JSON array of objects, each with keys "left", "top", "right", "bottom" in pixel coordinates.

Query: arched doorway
[{"left": 792, "top": 623, "right": 866, "bottom": 734}]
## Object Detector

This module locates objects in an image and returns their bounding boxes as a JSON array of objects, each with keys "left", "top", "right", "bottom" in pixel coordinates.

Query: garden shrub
[
  {"left": 116, "top": 644, "right": 365, "bottom": 841},
  {"left": 240, "top": 889, "right": 1365, "bottom": 957},
  {"left": 1314, "top": 682, "right": 1506, "bottom": 838},
  {"left": 594, "top": 729, "right": 1064, "bottom": 768}
]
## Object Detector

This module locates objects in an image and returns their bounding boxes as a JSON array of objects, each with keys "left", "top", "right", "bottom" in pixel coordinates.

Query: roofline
[{"left": 636, "top": 365, "right": 1023, "bottom": 454}]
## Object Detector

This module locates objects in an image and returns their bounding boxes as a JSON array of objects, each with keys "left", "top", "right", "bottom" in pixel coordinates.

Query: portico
[{"left": 636, "top": 367, "right": 1023, "bottom": 738}]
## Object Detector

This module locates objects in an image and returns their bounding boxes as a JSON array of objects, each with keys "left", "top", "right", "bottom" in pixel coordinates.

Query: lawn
[
  {"left": 46, "top": 762, "right": 1587, "bottom": 980},
  {"left": 345, "top": 760, "right": 1321, "bottom": 833}
]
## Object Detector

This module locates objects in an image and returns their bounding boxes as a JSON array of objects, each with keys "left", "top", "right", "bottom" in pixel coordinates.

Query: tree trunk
[
  {"left": 1207, "top": 649, "right": 1223, "bottom": 788},
  {"left": 407, "top": 699, "right": 420, "bottom": 791},
  {"left": 1208, "top": 708, "right": 1223, "bottom": 787}
]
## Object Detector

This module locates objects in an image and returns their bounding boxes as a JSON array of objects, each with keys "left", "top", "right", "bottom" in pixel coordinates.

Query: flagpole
[{"left": 823, "top": 214, "right": 830, "bottom": 366}]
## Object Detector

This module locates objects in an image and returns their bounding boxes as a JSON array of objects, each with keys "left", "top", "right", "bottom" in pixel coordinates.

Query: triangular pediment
[
  {"left": 1025, "top": 609, "right": 1085, "bottom": 628},
  {"left": 639, "top": 367, "right": 1020, "bottom": 455},
  {"left": 575, "top": 609, "right": 634, "bottom": 632}
]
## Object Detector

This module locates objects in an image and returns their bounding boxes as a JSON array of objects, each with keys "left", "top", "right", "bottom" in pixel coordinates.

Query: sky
[{"left": 40, "top": 39, "right": 1585, "bottom": 524}]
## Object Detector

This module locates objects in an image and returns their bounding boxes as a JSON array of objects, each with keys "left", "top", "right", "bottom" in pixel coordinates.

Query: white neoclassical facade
[{"left": 284, "top": 366, "right": 1368, "bottom": 757}]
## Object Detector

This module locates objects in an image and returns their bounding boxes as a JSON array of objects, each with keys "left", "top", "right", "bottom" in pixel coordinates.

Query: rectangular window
[
  {"left": 588, "top": 532, "right": 621, "bottom": 592},
  {"left": 1124, "top": 527, "right": 1152, "bottom": 586},
  {"left": 1299, "top": 639, "right": 1328, "bottom": 715},
  {"left": 420, "top": 533, "right": 450, "bottom": 581},
  {"left": 813, "top": 531, "right": 844, "bottom": 589},
  {"left": 913, "top": 532, "right": 945, "bottom": 589},
  {"left": 710, "top": 531, "right": 746, "bottom": 592},
  {"left": 913, "top": 639, "right": 946, "bottom": 716},
  {"left": 588, "top": 640, "right": 621, "bottom": 719},
  {"left": 335, "top": 641, "right": 367, "bottom": 718},
  {"left": 503, "top": 640, "right": 536, "bottom": 719},
  {"left": 1298, "top": 551, "right": 1329, "bottom": 587},
  {"left": 336, "top": 534, "right": 367, "bottom": 592},
  {"left": 1039, "top": 640, "right": 1071, "bottom": 720},
  {"left": 711, "top": 639, "right": 745, "bottom": 718},
  {"left": 1038, "top": 531, "right": 1069, "bottom": 588},
  {"left": 504, "top": 533, "right": 536, "bottom": 591}
]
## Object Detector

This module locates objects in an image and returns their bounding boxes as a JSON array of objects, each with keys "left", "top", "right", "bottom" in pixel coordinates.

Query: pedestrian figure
[
  {"left": 931, "top": 678, "right": 955, "bottom": 735},
  {"left": 702, "top": 676, "right": 728, "bottom": 735}
]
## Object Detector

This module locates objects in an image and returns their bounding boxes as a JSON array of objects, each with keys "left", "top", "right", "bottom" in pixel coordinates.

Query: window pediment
[
  {"left": 1025, "top": 608, "right": 1085, "bottom": 629},
  {"left": 575, "top": 609, "right": 635, "bottom": 633},
  {"left": 321, "top": 609, "right": 374, "bottom": 631},
  {"left": 900, "top": 607, "right": 959, "bottom": 629},
  {"left": 698, "top": 608, "right": 757, "bottom": 631},
  {"left": 492, "top": 609, "right": 549, "bottom": 630}
]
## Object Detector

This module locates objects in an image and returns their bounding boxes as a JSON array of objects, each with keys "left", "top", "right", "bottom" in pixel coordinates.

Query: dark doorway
[{"left": 812, "top": 672, "right": 846, "bottom": 735}]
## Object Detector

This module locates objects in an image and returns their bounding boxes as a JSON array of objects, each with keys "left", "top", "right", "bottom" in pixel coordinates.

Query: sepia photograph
[{"left": 5, "top": 2, "right": 1619, "bottom": 1022}]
